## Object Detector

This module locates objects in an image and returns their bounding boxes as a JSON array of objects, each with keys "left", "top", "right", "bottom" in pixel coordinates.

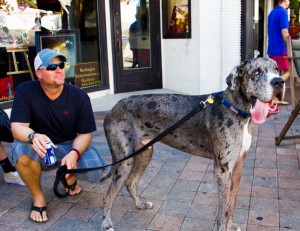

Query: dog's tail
[{"left": 99, "top": 169, "right": 112, "bottom": 182}]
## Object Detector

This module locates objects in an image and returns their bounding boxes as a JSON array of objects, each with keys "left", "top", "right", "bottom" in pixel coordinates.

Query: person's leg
[
  {"left": 132, "top": 49, "right": 138, "bottom": 68},
  {"left": 281, "top": 70, "right": 290, "bottom": 81},
  {"left": 281, "top": 52, "right": 290, "bottom": 82},
  {"left": 76, "top": 145, "right": 106, "bottom": 182},
  {"left": 269, "top": 55, "right": 290, "bottom": 104},
  {"left": 275, "top": 69, "right": 290, "bottom": 104},
  {"left": 0, "top": 142, "right": 6, "bottom": 160},
  {"left": 0, "top": 142, "right": 15, "bottom": 170},
  {"left": 10, "top": 141, "right": 48, "bottom": 222},
  {"left": 0, "top": 142, "right": 25, "bottom": 185},
  {"left": 16, "top": 155, "right": 48, "bottom": 222}
]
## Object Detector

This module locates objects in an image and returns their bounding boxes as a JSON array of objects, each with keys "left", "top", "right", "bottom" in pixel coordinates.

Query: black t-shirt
[{"left": 10, "top": 80, "right": 96, "bottom": 144}]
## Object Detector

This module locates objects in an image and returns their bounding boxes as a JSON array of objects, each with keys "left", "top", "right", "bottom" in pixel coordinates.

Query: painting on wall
[
  {"left": 162, "top": 0, "right": 191, "bottom": 39},
  {"left": 35, "top": 30, "right": 81, "bottom": 79}
]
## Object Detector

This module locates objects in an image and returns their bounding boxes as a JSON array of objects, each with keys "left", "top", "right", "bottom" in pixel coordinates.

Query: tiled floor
[{"left": 0, "top": 89, "right": 300, "bottom": 231}]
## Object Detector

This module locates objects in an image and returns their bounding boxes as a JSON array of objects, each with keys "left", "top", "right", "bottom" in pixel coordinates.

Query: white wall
[
  {"left": 161, "top": 0, "right": 203, "bottom": 94},
  {"left": 161, "top": 0, "right": 241, "bottom": 95},
  {"left": 199, "top": 0, "right": 222, "bottom": 93}
]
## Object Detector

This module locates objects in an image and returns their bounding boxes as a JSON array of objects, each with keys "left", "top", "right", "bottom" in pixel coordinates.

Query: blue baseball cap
[{"left": 34, "top": 48, "right": 66, "bottom": 70}]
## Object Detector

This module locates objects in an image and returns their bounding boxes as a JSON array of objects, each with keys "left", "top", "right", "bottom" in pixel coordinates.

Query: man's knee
[{"left": 16, "top": 155, "right": 39, "bottom": 168}]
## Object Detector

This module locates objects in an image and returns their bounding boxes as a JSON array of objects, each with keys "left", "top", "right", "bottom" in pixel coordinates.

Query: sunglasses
[{"left": 39, "top": 61, "right": 65, "bottom": 71}]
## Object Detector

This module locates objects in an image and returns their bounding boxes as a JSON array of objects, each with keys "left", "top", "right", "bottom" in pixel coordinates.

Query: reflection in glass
[{"left": 121, "top": 0, "right": 151, "bottom": 69}]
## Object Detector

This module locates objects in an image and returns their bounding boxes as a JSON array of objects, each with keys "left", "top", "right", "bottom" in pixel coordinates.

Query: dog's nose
[{"left": 271, "top": 77, "right": 284, "bottom": 88}]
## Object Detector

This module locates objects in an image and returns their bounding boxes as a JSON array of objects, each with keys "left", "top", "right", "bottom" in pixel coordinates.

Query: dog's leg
[
  {"left": 102, "top": 159, "right": 134, "bottom": 231},
  {"left": 215, "top": 154, "right": 246, "bottom": 231},
  {"left": 125, "top": 138, "right": 153, "bottom": 209},
  {"left": 226, "top": 156, "right": 244, "bottom": 231}
]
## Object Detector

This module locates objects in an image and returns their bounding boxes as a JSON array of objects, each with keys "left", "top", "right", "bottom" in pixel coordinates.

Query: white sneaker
[{"left": 4, "top": 171, "right": 25, "bottom": 186}]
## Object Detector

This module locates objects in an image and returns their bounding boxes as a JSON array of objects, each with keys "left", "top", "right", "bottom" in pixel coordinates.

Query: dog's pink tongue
[{"left": 250, "top": 99, "right": 269, "bottom": 125}]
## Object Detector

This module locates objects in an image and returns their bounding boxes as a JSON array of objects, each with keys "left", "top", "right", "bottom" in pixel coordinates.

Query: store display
[{"left": 0, "top": 76, "right": 14, "bottom": 102}]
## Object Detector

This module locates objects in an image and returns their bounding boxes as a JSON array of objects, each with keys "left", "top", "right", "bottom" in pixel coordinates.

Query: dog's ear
[
  {"left": 226, "top": 61, "right": 248, "bottom": 91},
  {"left": 226, "top": 66, "right": 239, "bottom": 90}
]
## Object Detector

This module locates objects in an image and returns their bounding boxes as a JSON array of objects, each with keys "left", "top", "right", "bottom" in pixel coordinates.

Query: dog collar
[{"left": 222, "top": 98, "right": 251, "bottom": 118}]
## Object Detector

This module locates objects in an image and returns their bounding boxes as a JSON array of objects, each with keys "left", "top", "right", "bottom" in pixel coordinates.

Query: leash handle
[{"left": 53, "top": 165, "right": 69, "bottom": 198}]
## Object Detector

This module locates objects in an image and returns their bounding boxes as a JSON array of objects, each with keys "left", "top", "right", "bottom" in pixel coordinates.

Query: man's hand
[
  {"left": 30, "top": 134, "right": 57, "bottom": 158},
  {"left": 10, "top": 122, "right": 57, "bottom": 159},
  {"left": 61, "top": 151, "right": 78, "bottom": 179}
]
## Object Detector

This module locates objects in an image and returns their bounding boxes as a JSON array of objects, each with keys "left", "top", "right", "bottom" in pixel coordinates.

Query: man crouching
[{"left": 9, "top": 48, "right": 106, "bottom": 223}]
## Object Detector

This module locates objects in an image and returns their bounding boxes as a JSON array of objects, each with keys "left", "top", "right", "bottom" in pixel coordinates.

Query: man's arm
[
  {"left": 69, "top": 132, "right": 93, "bottom": 160},
  {"left": 11, "top": 122, "right": 54, "bottom": 158},
  {"left": 282, "top": 28, "right": 289, "bottom": 44},
  {"left": 11, "top": 122, "right": 33, "bottom": 143},
  {"left": 61, "top": 132, "right": 93, "bottom": 172}
]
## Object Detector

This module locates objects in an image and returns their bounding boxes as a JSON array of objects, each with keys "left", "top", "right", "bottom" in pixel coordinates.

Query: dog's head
[{"left": 226, "top": 57, "right": 285, "bottom": 124}]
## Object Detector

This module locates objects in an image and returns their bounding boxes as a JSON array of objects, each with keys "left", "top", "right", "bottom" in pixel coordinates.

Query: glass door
[
  {"left": 111, "top": 0, "right": 162, "bottom": 93},
  {"left": 122, "top": 0, "right": 151, "bottom": 69}
]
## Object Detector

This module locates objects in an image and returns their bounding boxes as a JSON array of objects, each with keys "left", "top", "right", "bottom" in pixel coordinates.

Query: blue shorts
[{"left": 9, "top": 140, "right": 106, "bottom": 182}]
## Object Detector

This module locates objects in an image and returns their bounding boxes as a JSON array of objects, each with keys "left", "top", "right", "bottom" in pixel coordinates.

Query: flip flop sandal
[
  {"left": 30, "top": 203, "right": 47, "bottom": 223},
  {"left": 65, "top": 180, "right": 82, "bottom": 196}
]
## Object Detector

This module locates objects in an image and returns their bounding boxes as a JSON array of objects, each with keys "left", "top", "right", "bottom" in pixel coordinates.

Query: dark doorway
[{"left": 241, "top": 0, "right": 265, "bottom": 61}]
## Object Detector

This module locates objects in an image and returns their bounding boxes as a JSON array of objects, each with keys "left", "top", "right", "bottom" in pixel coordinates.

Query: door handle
[{"left": 116, "top": 39, "right": 121, "bottom": 56}]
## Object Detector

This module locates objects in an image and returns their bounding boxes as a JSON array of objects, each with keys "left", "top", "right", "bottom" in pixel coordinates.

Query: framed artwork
[
  {"left": 162, "top": 0, "right": 191, "bottom": 39},
  {"left": 35, "top": 30, "right": 81, "bottom": 80}
]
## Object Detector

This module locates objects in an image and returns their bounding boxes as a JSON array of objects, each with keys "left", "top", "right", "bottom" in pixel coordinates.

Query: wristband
[{"left": 70, "top": 148, "right": 81, "bottom": 160}]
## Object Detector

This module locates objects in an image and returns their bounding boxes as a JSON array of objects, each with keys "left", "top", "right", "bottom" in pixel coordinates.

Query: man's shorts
[
  {"left": 9, "top": 140, "right": 106, "bottom": 182},
  {"left": 269, "top": 52, "right": 289, "bottom": 72}
]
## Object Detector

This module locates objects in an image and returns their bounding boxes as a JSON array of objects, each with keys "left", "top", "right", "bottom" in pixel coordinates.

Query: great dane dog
[{"left": 101, "top": 57, "right": 284, "bottom": 231}]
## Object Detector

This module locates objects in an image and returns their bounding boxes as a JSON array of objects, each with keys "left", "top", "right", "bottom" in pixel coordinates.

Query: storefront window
[{"left": 0, "top": 0, "right": 106, "bottom": 103}]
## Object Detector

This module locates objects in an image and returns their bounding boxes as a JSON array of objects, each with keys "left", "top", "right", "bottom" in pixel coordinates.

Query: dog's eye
[{"left": 250, "top": 70, "right": 260, "bottom": 80}]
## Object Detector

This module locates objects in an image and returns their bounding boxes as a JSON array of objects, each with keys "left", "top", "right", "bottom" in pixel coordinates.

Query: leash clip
[{"left": 200, "top": 94, "right": 214, "bottom": 108}]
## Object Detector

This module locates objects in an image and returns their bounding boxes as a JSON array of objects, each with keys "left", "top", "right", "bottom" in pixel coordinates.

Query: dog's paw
[
  {"left": 136, "top": 201, "right": 153, "bottom": 209},
  {"left": 101, "top": 219, "right": 114, "bottom": 231},
  {"left": 145, "top": 201, "right": 153, "bottom": 209},
  {"left": 228, "top": 225, "right": 241, "bottom": 231},
  {"left": 101, "top": 226, "right": 114, "bottom": 231}
]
